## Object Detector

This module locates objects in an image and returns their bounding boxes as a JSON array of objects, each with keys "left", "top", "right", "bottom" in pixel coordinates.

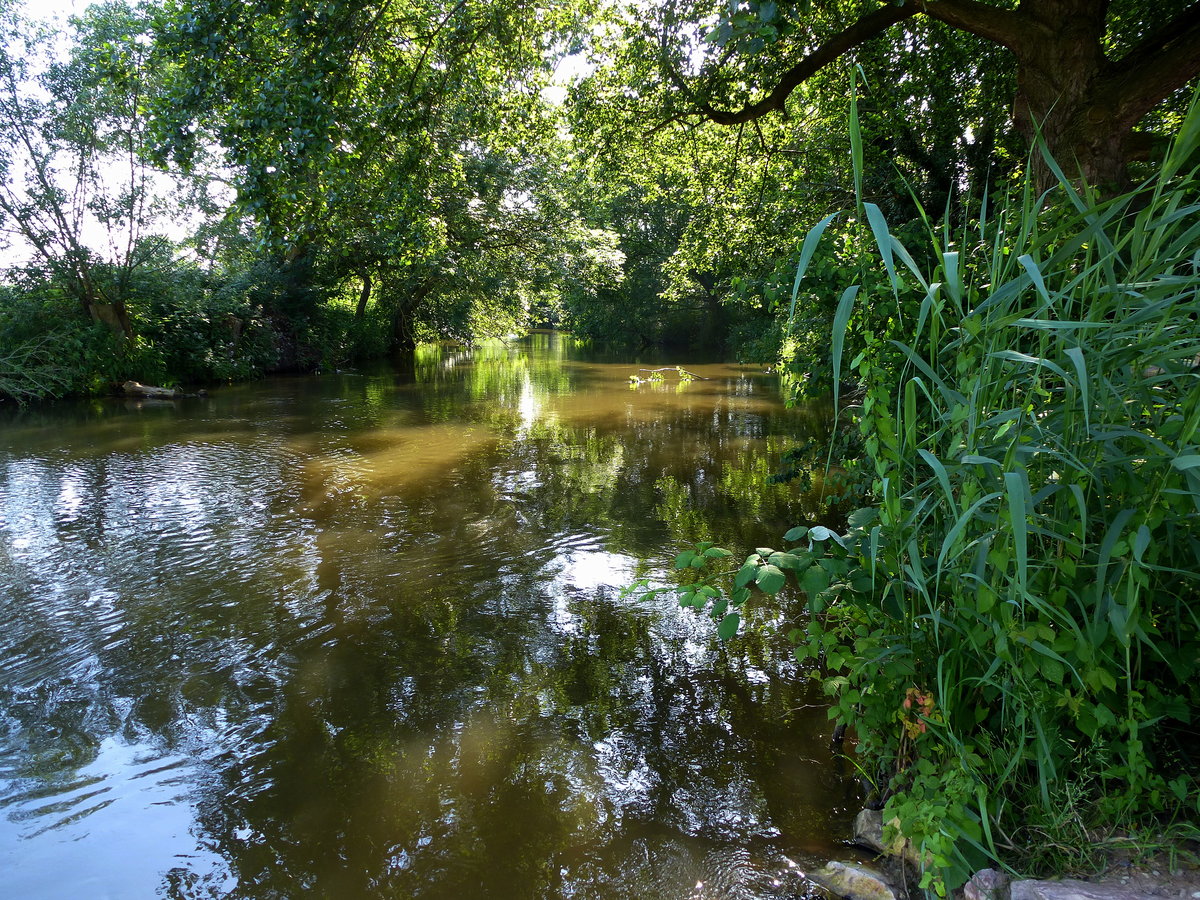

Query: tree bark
[
  {"left": 354, "top": 272, "right": 372, "bottom": 319},
  {"left": 389, "top": 278, "right": 437, "bottom": 353},
  {"left": 1006, "top": 0, "right": 1117, "bottom": 186},
  {"left": 919, "top": 0, "right": 1200, "bottom": 187},
  {"left": 88, "top": 300, "right": 134, "bottom": 342}
]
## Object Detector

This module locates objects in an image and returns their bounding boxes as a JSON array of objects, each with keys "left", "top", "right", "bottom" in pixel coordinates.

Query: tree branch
[
  {"left": 1103, "top": 3, "right": 1200, "bottom": 129},
  {"left": 919, "top": 0, "right": 1029, "bottom": 51},
  {"left": 675, "top": 2, "right": 920, "bottom": 125}
]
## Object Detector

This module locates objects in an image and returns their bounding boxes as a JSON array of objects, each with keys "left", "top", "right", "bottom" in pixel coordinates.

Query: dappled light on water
[{"left": 0, "top": 334, "right": 853, "bottom": 898}]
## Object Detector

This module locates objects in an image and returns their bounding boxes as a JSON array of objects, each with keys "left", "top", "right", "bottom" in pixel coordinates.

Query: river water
[{"left": 0, "top": 334, "right": 857, "bottom": 899}]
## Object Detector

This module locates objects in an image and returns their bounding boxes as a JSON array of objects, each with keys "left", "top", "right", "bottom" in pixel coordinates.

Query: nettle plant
[{"left": 643, "top": 90, "right": 1200, "bottom": 895}]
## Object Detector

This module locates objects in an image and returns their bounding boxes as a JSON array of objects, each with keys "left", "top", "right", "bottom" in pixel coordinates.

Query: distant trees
[{"left": 147, "top": 0, "right": 615, "bottom": 350}]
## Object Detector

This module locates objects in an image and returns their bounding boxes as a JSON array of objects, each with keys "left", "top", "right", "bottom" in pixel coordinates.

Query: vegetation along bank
[{"left": 0, "top": 0, "right": 1197, "bottom": 894}]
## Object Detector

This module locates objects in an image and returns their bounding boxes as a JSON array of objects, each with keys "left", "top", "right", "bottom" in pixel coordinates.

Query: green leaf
[
  {"left": 783, "top": 525, "right": 809, "bottom": 542},
  {"left": 734, "top": 564, "right": 757, "bottom": 589},
  {"left": 864, "top": 203, "right": 897, "bottom": 292},
  {"left": 1004, "top": 471, "right": 1028, "bottom": 589},
  {"left": 831, "top": 284, "right": 860, "bottom": 413},
  {"left": 674, "top": 550, "right": 696, "bottom": 569},
  {"left": 789, "top": 212, "right": 841, "bottom": 321},
  {"left": 802, "top": 565, "right": 829, "bottom": 597},
  {"left": 845, "top": 508, "right": 877, "bottom": 529},
  {"left": 703, "top": 546, "right": 733, "bottom": 558},
  {"left": 755, "top": 564, "right": 786, "bottom": 594},
  {"left": 808, "top": 525, "right": 847, "bottom": 548},
  {"left": 768, "top": 551, "right": 806, "bottom": 571},
  {"left": 717, "top": 612, "right": 741, "bottom": 640}
]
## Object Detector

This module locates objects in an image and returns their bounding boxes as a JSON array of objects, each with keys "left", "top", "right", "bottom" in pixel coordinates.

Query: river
[{"left": 0, "top": 333, "right": 857, "bottom": 899}]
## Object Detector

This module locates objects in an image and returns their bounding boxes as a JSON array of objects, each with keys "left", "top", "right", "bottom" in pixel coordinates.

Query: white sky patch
[
  {"left": 541, "top": 52, "right": 594, "bottom": 106},
  {"left": 0, "top": 0, "right": 229, "bottom": 269},
  {"left": 17, "top": 0, "right": 79, "bottom": 25}
]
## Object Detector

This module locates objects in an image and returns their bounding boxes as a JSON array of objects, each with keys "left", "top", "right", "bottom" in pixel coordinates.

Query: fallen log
[
  {"left": 636, "top": 367, "right": 711, "bottom": 380},
  {"left": 122, "top": 381, "right": 206, "bottom": 399},
  {"left": 123, "top": 380, "right": 181, "bottom": 398}
]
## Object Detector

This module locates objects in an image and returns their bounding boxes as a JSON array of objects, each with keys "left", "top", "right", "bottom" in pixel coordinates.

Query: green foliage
[
  {"left": 0, "top": 286, "right": 113, "bottom": 401},
  {"left": 129, "top": 268, "right": 279, "bottom": 385},
  {"left": 664, "top": 88, "right": 1200, "bottom": 894},
  {"left": 807, "top": 94, "right": 1199, "bottom": 889}
]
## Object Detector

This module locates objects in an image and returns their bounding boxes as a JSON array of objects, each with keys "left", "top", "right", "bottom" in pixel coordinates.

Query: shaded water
[{"left": 0, "top": 334, "right": 857, "bottom": 899}]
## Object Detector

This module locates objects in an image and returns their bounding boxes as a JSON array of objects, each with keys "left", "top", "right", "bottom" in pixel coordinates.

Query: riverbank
[{"left": 806, "top": 810, "right": 1200, "bottom": 900}]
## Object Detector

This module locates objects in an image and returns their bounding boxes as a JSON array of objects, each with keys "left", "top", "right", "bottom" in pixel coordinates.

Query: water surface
[{"left": 0, "top": 335, "right": 857, "bottom": 898}]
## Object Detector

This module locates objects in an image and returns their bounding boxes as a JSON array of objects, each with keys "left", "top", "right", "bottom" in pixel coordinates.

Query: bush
[
  {"left": 0, "top": 281, "right": 124, "bottom": 402},
  {"left": 129, "top": 265, "right": 279, "bottom": 385},
  {"left": 805, "top": 94, "right": 1200, "bottom": 891}
]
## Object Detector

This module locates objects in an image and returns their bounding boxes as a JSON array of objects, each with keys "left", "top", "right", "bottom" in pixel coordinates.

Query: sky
[{"left": 19, "top": 0, "right": 80, "bottom": 23}]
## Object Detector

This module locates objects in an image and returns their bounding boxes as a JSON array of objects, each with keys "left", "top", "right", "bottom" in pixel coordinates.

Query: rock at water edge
[
  {"left": 965, "top": 868, "right": 1011, "bottom": 900},
  {"left": 1010, "top": 878, "right": 1150, "bottom": 900},
  {"left": 808, "top": 860, "right": 898, "bottom": 900},
  {"left": 853, "top": 809, "right": 886, "bottom": 855}
]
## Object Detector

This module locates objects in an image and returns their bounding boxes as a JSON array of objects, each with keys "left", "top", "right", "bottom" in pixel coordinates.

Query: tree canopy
[
  {"left": 0, "top": 0, "right": 1197, "bottom": 890},
  {"left": 640, "top": 0, "right": 1200, "bottom": 186},
  {"left": 0, "top": 0, "right": 1196, "bottom": 366}
]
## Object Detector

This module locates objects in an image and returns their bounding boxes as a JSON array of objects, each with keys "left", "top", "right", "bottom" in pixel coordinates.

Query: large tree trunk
[
  {"left": 1008, "top": 1, "right": 1127, "bottom": 188},
  {"left": 389, "top": 279, "right": 437, "bottom": 353},
  {"left": 75, "top": 264, "right": 134, "bottom": 342},
  {"left": 354, "top": 272, "right": 372, "bottom": 319},
  {"left": 926, "top": 0, "right": 1200, "bottom": 190},
  {"left": 87, "top": 300, "right": 134, "bottom": 342}
]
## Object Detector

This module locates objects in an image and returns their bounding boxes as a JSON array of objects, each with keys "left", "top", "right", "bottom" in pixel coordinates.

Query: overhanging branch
[
  {"left": 1103, "top": 3, "right": 1200, "bottom": 128},
  {"left": 681, "top": 2, "right": 920, "bottom": 125}
]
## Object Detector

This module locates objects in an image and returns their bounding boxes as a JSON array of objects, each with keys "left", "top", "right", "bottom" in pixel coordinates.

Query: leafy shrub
[
  {"left": 0, "top": 280, "right": 124, "bottom": 402},
  {"left": 130, "top": 266, "right": 279, "bottom": 385}
]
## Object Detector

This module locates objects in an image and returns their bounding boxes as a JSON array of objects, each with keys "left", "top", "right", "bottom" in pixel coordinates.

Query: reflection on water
[{"left": 0, "top": 333, "right": 856, "bottom": 899}]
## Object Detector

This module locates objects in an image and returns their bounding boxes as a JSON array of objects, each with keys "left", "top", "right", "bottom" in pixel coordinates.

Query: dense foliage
[
  {"left": 643, "top": 95, "right": 1200, "bottom": 892},
  {"left": 1, "top": 0, "right": 1198, "bottom": 892}
]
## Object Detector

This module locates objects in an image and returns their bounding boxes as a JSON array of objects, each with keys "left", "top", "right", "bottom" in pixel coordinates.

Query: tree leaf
[
  {"left": 783, "top": 525, "right": 809, "bottom": 541},
  {"left": 755, "top": 564, "right": 786, "bottom": 593},
  {"left": 717, "top": 612, "right": 741, "bottom": 640}
]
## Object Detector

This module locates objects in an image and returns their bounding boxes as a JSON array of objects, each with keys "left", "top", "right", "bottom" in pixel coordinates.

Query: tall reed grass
[
  {"left": 791, "top": 86, "right": 1200, "bottom": 891},
  {"left": 639, "top": 82, "right": 1198, "bottom": 895}
]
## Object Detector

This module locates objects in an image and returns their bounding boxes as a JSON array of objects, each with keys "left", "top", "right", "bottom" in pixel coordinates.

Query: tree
[
  {"left": 148, "top": 0, "right": 601, "bottom": 351},
  {"left": 0, "top": 1, "right": 182, "bottom": 341},
  {"left": 647, "top": 0, "right": 1200, "bottom": 187}
]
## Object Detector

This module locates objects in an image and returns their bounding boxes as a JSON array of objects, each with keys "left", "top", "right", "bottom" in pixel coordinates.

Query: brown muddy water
[{"left": 0, "top": 334, "right": 858, "bottom": 899}]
